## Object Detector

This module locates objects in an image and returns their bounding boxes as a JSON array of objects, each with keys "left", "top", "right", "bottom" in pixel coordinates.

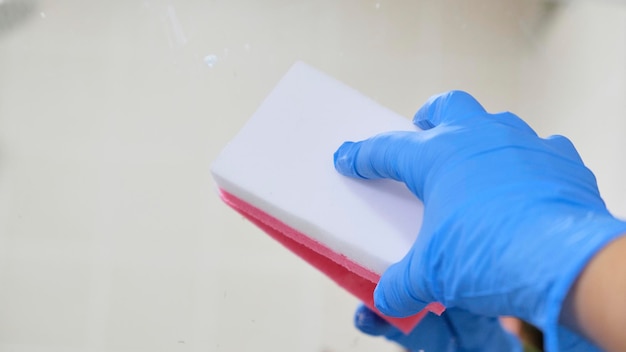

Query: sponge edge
[
  {"left": 219, "top": 189, "right": 445, "bottom": 334},
  {"left": 212, "top": 61, "right": 446, "bottom": 333}
]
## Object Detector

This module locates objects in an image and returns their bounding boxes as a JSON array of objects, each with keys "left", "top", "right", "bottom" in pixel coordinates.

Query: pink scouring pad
[{"left": 211, "top": 62, "right": 445, "bottom": 333}]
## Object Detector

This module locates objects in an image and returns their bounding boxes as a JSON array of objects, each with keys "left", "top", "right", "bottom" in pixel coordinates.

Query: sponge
[{"left": 211, "top": 62, "right": 444, "bottom": 333}]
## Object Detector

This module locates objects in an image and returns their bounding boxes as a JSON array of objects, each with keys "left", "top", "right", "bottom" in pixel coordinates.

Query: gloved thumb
[{"left": 373, "top": 248, "right": 431, "bottom": 317}]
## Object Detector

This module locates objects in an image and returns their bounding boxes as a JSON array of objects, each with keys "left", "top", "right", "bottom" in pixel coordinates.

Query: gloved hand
[
  {"left": 354, "top": 304, "right": 522, "bottom": 352},
  {"left": 334, "top": 91, "right": 626, "bottom": 351}
]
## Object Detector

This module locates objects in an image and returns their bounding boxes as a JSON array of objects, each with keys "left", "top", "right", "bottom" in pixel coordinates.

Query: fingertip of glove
[
  {"left": 354, "top": 304, "right": 390, "bottom": 336},
  {"left": 413, "top": 104, "right": 437, "bottom": 130},
  {"left": 413, "top": 90, "right": 486, "bottom": 129},
  {"left": 373, "top": 283, "right": 427, "bottom": 318},
  {"left": 373, "top": 286, "right": 403, "bottom": 317},
  {"left": 333, "top": 141, "right": 361, "bottom": 178}
]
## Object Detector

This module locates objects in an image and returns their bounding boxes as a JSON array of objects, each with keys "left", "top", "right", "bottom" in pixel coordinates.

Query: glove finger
[
  {"left": 413, "top": 90, "right": 486, "bottom": 130},
  {"left": 545, "top": 134, "right": 584, "bottom": 163},
  {"left": 444, "top": 309, "right": 522, "bottom": 351},
  {"left": 356, "top": 304, "right": 456, "bottom": 352},
  {"left": 373, "top": 246, "right": 432, "bottom": 317},
  {"left": 334, "top": 131, "right": 434, "bottom": 198},
  {"left": 488, "top": 112, "right": 538, "bottom": 135},
  {"left": 353, "top": 304, "right": 393, "bottom": 336},
  {"left": 355, "top": 306, "right": 520, "bottom": 352}
]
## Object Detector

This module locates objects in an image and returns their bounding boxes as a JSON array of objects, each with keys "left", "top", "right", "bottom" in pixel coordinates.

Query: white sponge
[{"left": 212, "top": 62, "right": 441, "bottom": 333}]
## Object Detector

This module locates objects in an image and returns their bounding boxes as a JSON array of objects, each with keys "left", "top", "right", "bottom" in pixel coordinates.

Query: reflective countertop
[{"left": 0, "top": 0, "right": 625, "bottom": 351}]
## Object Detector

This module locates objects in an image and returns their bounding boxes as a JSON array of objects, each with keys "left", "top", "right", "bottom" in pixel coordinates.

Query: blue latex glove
[
  {"left": 334, "top": 91, "right": 626, "bottom": 351},
  {"left": 354, "top": 304, "right": 521, "bottom": 352}
]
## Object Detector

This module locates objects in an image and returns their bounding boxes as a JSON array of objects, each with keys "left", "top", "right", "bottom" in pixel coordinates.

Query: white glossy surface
[{"left": 0, "top": 0, "right": 625, "bottom": 351}]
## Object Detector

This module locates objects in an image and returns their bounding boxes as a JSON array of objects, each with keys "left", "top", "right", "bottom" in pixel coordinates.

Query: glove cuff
[{"left": 537, "top": 216, "right": 626, "bottom": 352}]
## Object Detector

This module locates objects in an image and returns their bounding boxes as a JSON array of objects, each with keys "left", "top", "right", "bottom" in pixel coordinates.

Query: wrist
[
  {"left": 481, "top": 199, "right": 626, "bottom": 350},
  {"left": 528, "top": 214, "right": 626, "bottom": 351},
  {"left": 559, "top": 234, "right": 626, "bottom": 351}
]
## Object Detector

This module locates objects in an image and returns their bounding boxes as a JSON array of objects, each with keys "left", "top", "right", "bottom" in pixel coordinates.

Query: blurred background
[{"left": 0, "top": 0, "right": 625, "bottom": 351}]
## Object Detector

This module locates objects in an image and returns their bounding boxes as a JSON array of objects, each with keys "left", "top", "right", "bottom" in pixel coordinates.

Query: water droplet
[
  {"left": 40, "top": 12, "right": 46, "bottom": 18},
  {"left": 375, "top": 3, "right": 380, "bottom": 9},
  {"left": 204, "top": 54, "right": 218, "bottom": 68}
]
